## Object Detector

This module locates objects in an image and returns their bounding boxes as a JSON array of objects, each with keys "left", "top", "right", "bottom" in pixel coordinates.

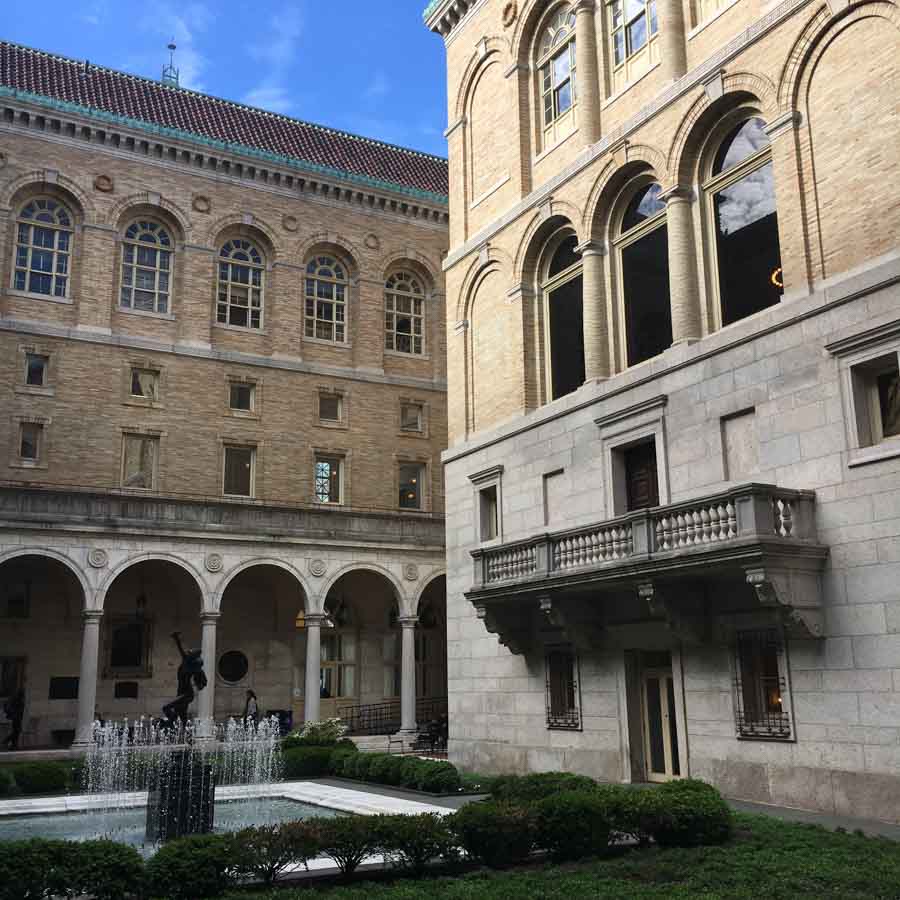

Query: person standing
[
  {"left": 3, "top": 689, "right": 25, "bottom": 751},
  {"left": 243, "top": 689, "right": 259, "bottom": 725}
]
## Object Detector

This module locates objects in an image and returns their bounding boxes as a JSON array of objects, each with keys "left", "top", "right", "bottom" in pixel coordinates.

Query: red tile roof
[{"left": 0, "top": 41, "right": 449, "bottom": 199}]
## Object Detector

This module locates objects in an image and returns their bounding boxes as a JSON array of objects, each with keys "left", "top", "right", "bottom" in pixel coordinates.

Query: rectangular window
[
  {"left": 315, "top": 456, "right": 342, "bottom": 504},
  {"left": 105, "top": 618, "right": 152, "bottom": 678},
  {"left": 229, "top": 382, "right": 255, "bottom": 412},
  {"left": 224, "top": 446, "right": 255, "bottom": 497},
  {"left": 624, "top": 441, "right": 659, "bottom": 511},
  {"left": 610, "top": 0, "right": 657, "bottom": 64},
  {"left": 19, "top": 423, "right": 42, "bottom": 462},
  {"left": 319, "top": 394, "right": 341, "bottom": 423},
  {"left": 1, "top": 583, "right": 30, "bottom": 619},
  {"left": 545, "top": 646, "right": 580, "bottom": 729},
  {"left": 122, "top": 435, "right": 158, "bottom": 490},
  {"left": 851, "top": 354, "right": 900, "bottom": 447},
  {"left": 130, "top": 368, "right": 159, "bottom": 401},
  {"left": 480, "top": 485, "right": 499, "bottom": 542},
  {"left": 732, "top": 629, "right": 792, "bottom": 740},
  {"left": 25, "top": 354, "right": 48, "bottom": 387},
  {"left": 400, "top": 402, "right": 424, "bottom": 433},
  {"left": 399, "top": 463, "right": 424, "bottom": 510},
  {"left": 320, "top": 632, "right": 356, "bottom": 699},
  {"left": 114, "top": 681, "right": 139, "bottom": 700},
  {"left": 48, "top": 676, "right": 79, "bottom": 700}
]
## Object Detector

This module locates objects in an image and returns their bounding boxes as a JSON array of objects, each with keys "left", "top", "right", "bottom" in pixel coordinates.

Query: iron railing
[{"left": 338, "top": 696, "right": 448, "bottom": 736}]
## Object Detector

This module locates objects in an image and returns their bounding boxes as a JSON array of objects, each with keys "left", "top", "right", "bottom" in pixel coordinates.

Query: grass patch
[{"left": 225, "top": 813, "right": 900, "bottom": 900}]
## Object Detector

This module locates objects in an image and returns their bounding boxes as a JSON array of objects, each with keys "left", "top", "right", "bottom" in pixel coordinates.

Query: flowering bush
[{"left": 283, "top": 717, "right": 349, "bottom": 748}]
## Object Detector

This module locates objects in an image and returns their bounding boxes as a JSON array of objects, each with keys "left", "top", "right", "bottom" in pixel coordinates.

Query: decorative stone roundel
[
  {"left": 309, "top": 558, "right": 328, "bottom": 578},
  {"left": 192, "top": 195, "right": 211, "bottom": 214},
  {"left": 205, "top": 553, "right": 224, "bottom": 573},
  {"left": 93, "top": 174, "right": 114, "bottom": 193},
  {"left": 502, "top": 1, "right": 518, "bottom": 28},
  {"left": 283, "top": 215, "right": 299, "bottom": 232},
  {"left": 88, "top": 549, "right": 109, "bottom": 569},
  {"left": 364, "top": 233, "right": 380, "bottom": 250},
  {"left": 404, "top": 563, "right": 419, "bottom": 582}
]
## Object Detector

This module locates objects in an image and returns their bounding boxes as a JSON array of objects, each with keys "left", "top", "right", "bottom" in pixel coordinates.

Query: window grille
[
  {"left": 732, "top": 629, "right": 792, "bottom": 740},
  {"left": 14, "top": 198, "right": 73, "bottom": 298},
  {"left": 545, "top": 646, "right": 581, "bottom": 729}
]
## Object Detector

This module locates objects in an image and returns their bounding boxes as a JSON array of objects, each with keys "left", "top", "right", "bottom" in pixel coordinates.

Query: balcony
[{"left": 468, "top": 484, "right": 829, "bottom": 649}]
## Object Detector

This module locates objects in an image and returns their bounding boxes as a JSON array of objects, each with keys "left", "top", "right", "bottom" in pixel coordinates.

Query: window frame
[
  {"left": 10, "top": 415, "right": 51, "bottom": 470},
  {"left": 536, "top": 6, "right": 578, "bottom": 149},
  {"left": 121, "top": 432, "right": 161, "bottom": 492},
  {"left": 469, "top": 464, "right": 504, "bottom": 545},
  {"left": 314, "top": 454, "right": 344, "bottom": 505},
  {"left": 16, "top": 345, "right": 56, "bottom": 398},
  {"left": 222, "top": 444, "right": 256, "bottom": 499},
  {"left": 385, "top": 271, "right": 427, "bottom": 356},
  {"left": 701, "top": 114, "right": 782, "bottom": 331},
  {"left": 319, "top": 628, "right": 358, "bottom": 701},
  {"left": 607, "top": 0, "right": 659, "bottom": 91},
  {"left": 305, "top": 255, "right": 349, "bottom": 345},
  {"left": 731, "top": 627, "right": 794, "bottom": 742},
  {"left": 545, "top": 644, "right": 582, "bottom": 730},
  {"left": 398, "top": 461, "right": 426, "bottom": 511},
  {"left": 12, "top": 197, "right": 74, "bottom": 301},
  {"left": 217, "top": 239, "right": 265, "bottom": 331},
  {"left": 119, "top": 219, "right": 174, "bottom": 316},
  {"left": 103, "top": 616, "right": 154, "bottom": 680}
]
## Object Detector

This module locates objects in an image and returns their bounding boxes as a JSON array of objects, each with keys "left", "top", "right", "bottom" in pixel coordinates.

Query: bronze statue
[{"left": 162, "top": 632, "right": 208, "bottom": 725}]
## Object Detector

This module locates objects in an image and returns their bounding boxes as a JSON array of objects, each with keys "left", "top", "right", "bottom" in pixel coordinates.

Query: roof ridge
[{"left": 1, "top": 39, "right": 448, "bottom": 166}]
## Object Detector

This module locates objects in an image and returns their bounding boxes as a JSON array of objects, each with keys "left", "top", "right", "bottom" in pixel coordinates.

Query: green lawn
[{"left": 227, "top": 813, "right": 900, "bottom": 900}]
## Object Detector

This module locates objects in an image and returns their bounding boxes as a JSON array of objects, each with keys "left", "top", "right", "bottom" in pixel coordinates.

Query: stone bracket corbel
[
  {"left": 638, "top": 582, "right": 708, "bottom": 644},
  {"left": 745, "top": 566, "right": 824, "bottom": 638},
  {"left": 476, "top": 603, "right": 532, "bottom": 656},
  {"left": 538, "top": 595, "right": 604, "bottom": 651}
]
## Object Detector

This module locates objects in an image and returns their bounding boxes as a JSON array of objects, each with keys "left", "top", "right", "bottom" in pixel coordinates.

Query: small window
[
  {"left": 399, "top": 463, "right": 424, "bottom": 510},
  {"left": 733, "top": 629, "right": 792, "bottom": 740},
  {"left": 122, "top": 434, "right": 158, "bottom": 490},
  {"left": 400, "top": 402, "right": 424, "bottom": 433},
  {"left": 224, "top": 446, "right": 255, "bottom": 498},
  {"left": 114, "top": 681, "right": 139, "bottom": 700},
  {"left": 1, "top": 583, "right": 30, "bottom": 619},
  {"left": 319, "top": 394, "right": 341, "bottom": 422},
  {"left": 19, "top": 423, "right": 42, "bottom": 462},
  {"left": 48, "top": 676, "right": 79, "bottom": 700},
  {"left": 480, "top": 485, "right": 499, "bottom": 541},
  {"left": 218, "top": 650, "right": 250, "bottom": 684},
  {"left": 320, "top": 632, "right": 356, "bottom": 699},
  {"left": 25, "top": 354, "right": 48, "bottom": 387},
  {"left": 130, "top": 368, "right": 159, "bottom": 401},
  {"left": 624, "top": 441, "right": 659, "bottom": 511},
  {"left": 315, "top": 456, "right": 342, "bottom": 504},
  {"left": 851, "top": 354, "right": 900, "bottom": 447},
  {"left": 106, "top": 619, "right": 151, "bottom": 677},
  {"left": 229, "top": 382, "right": 255, "bottom": 412},
  {"left": 545, "top": 646, "right": 580, "bottom": 729}
]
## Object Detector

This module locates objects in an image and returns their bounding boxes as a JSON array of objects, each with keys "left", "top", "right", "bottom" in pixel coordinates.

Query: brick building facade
[
  {"left": 0, "top": 43, "right": 450, "bottom": 747},
  {"left": 426, "top": 0, "right": 900, "bottom": 821}
]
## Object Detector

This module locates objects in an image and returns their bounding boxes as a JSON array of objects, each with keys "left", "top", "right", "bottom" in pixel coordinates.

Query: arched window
[
  {"left": 703, "top": 117, "right": 782, "bottom": 326},
  {"left": 305, "top": 256, "right": 348, "bottom": 343},
  {"left": 541, "top": 231, "right": 585, "bottom": 400},
  {"left": 538, "top": 6, "right": 577, "bottom": 146},
  {"left": 615, "top": 182, "right": 672, "bottom": 366},
  {"left": 217, "top": 239, "right": 264, "bottom": 329},
  {"left": 120, "top": 220, "right": 173, "bottom": 314},
  {"left": 385, "top": 271, "right": 425, "bottom": 355},
  {"left": 13, "top": 198, "right": 73, "bottom": 298}
]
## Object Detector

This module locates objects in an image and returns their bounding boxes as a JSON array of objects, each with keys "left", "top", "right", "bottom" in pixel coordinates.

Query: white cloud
[
  {"left": 242, "top": 6, "right": 303, "bottom": 114},
  {"left": 80, "top": 0, "right": 108, "bottom": 26},
  {"left": 242, "top": 85, "right": 295, "bottom": 114},
  {"left": 139, "top": 2, "right": 213, "bottom": 91},
  {"left": 365, "top": 70, "right": 390, "bottom": 100}
]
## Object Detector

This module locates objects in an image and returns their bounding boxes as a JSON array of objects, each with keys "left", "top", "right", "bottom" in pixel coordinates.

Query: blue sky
[{"left": 3, "top": 0, "right": 449, "bottom": 157}]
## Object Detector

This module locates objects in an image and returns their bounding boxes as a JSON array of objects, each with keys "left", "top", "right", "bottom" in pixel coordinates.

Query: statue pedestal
[{"left": 146, "top": 749, "right": 215, "bottom": 843}]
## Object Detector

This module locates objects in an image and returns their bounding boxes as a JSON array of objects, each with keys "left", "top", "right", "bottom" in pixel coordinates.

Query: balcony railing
[{"left": 471, "top": 484, "right": 818, "bottom": 589}]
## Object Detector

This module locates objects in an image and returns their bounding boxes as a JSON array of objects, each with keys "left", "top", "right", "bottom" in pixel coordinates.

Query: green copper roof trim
[
  {"left": 0, "top": 86, "right": 449, "bottom": 205},
  {"left": 423, "top": 0, "right": 442, "bottom": 20}
]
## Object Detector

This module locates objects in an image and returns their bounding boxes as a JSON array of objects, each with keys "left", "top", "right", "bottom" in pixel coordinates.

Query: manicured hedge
[
  {"left": 0, "top": 760, "right": 82, "bottom": 797},
  {"left": 491, "top": 771, "right": 599, "bottom": 805}
]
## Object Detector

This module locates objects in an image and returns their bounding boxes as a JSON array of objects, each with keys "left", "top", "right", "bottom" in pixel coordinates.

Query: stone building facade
[
  {"left": 0, "top": 43, "right": 449, "bottom": 748},
  {"left": 426, "top": 0, "right": 900, "bottom": 821}
]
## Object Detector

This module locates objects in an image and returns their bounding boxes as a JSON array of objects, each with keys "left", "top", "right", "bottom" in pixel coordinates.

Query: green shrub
[
  {"left": 327, "top": 746, "right": 359, "bottom": 775},
  {"left": 0, "top": 838, "right": 74, "bottom": 900},
  {"left": 491, "top": 772, "right": 597, "bottom": 805},
  {"left": 67, "top": 839, "right": 144, "bottom": 900},
  {"left": 373, "top": 813, "right": 455, "bottom": 876},
  {"left": 534, "top": 791, "right": 612, "bottom": 862},
  {"left": 314, "top": 815, "right": 380, "bottom": 878},
  {"left": 230, "top": 822, "right": 321, "bottom": 885},
  {"left": 350, "top": 752, "right": 375, "bottom": 781},
  {"left": 376, "top": 754, "right": 408, "bottom": 786},
  {"left": 145, "top": 834, "right": 236, "bottom": 899},
  {"left": 281, "top": 746, "right": 333, "bottom": 779},
  {"left": 450, "top": 801, "right": 535, "bottom": 869},
  {"left": 7, "top": 761, "right": 70, "bottom": 796},
  {"left": 646, "top": 779, "right": 733, "bottom": 847},
  {"left": 416, "top": 761, "right": 461, "bottom": 793},
  {"left": 282, "top": 717, "right": 349, "bottom": 748},
  {"left": 365, "top": 753, "right": 395, "bottom": 784},
  {"left": 0, "top": 769, "right": 17, "bottom": 798}
]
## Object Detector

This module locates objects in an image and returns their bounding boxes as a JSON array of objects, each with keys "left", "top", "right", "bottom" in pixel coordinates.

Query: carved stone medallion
[
  {"left": 403, "top": 563, "right": 419, "bottom": 582},
  {"left": 309, "top": 558, "right": 328, "bottom": 578},
  {"left": 87, "top": 549, "right": 109, "bottom": 569},
  {"left": 205, "top": 553, "right": 224, "bottom": 573}
]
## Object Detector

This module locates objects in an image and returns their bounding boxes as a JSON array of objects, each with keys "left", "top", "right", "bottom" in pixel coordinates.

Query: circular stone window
[{"left": 218, "top": 650, "right": 249, "bottom": 684}]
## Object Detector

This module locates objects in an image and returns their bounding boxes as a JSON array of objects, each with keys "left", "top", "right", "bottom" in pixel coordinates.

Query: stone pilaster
[
  {"left": 575, "top": 241, "right": 611, "bottom": 380},
  {"left": 661, "top": 186, "right": 702, "bottom": 344},
  {"left": 304, "top": 614, "right": 327, "bottom": 724},
  {"left": 656, "top": 0, "right": 688, "bottom": 83},
  {"left": 399, "top": 616, "right": 419, "bottom": 733},
  {"left": 196, "top": 611, "right": 220, "bottom": 733},
  {"left": 574, "top": 0, "right": 602, "bottom": 146},
  {"left": 73, "top": 609, "right": 103, "bottom": 747}
]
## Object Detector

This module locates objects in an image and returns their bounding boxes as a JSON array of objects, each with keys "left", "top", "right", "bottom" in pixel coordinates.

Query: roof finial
[{"left": 161, "top": 39, "right": 179, "bottom": 87}]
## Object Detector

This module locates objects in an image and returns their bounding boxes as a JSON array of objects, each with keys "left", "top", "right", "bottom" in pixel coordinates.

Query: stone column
[
  {"left": 661, "top": 186, "right": 702, "bottom": 344},
  {"left": 399, "top": 616, "right": 419, "bottom": 734},
  {"left": 656, "top": 0, "right": 688, "bottom": 83},
  {"left": 574, "top": 0, "right": 602, "bottom": 146},
  {"left": 304, "top": 614, "right": 326, "bottom": 724},
  {"left": 576, "top": 241, "right": 611, "bottom": 381},
  {"left": 73, "top": 610, "right": 103, "bottom": 747},
  {"left": 196, "top": 612, "right": 220, "bottom": 733}
]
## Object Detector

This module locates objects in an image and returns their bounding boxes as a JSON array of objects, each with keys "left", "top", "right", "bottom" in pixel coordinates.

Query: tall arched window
[
  {"left": 542, "top": 232, "right": 585, "bottom": 400},
  {"left": 537, "top": 6, "right": 577, "bottom": 147},
  {"left": 120, "top": 220, "right": 173, "bottom": 314},
  {"left": 305, "top": 256, "right": 348, "bottom": 343},
  {"left": 385, "top": 271, "right": 425, "bottom": 355},
  {"left": 703, "top": 117, "right": 782, "bottom": 326},
  {"left": 13, "top": 198, "right": 73, "bottom": 298},
  {"left": 217, "top": 239, "right": 264, "bottom": 329},
  {"left": 615, "top": 182, "right": 672, "bottom": 366}
]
